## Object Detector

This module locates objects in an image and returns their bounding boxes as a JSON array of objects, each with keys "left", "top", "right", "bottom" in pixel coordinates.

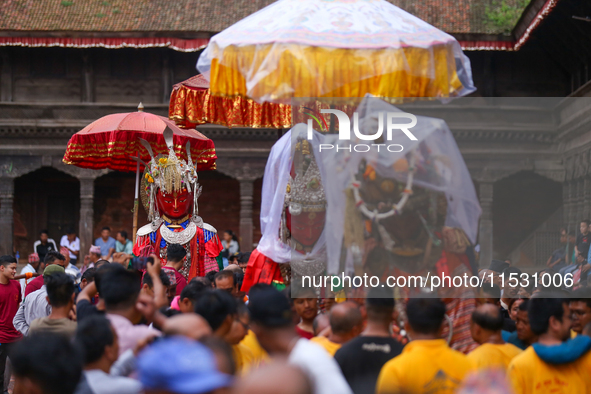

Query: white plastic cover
[
  {"left": 197, "top": 0, "right": 475, "bottom": 103},
  {"left": 320, "top": 97, "right": 482, "bottom": 274},
  {"left": 256, "top": 124, "right": 328, "bottom": 264}
]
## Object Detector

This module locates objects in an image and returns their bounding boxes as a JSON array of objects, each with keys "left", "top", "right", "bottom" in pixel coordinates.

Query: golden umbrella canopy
[{"left": 196, "top": 0, "right": 475, "bottom": 104}]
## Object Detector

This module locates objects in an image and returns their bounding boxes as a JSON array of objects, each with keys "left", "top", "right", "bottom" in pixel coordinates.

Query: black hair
[
  {"left": 518, "top": 299, "right": 529, "bottom": 312},
  {"left": 0, "top": 255, "right": 16, "bottom": 267},
  {"left": 502, "top": 266, "right": 522, "bottom": 277},
  {"left": 481, "top": 283, "right": 501, "bottom": 300},
  {"left": 81, "top": 268, "right": 96, "bottom": 283},
  {"left": 100, "top": 268, "right": 141, "bottom": 310},
  {"left": 571, "top": 288, "right": 591, "bottom": 309},
  {"left": 66, "top": 227, "right": 75, "bottom": 235},
  {"left": 472, "top": 306, "right": 504, "bottom": 331},
  {"left": 581, "top": 219, "right": 590, "bottom": 226},
  {"left": 45, "top": 273, "right": 75, "bottom": 308},
  {"left": 205, "top": 270, "right": 218, "bottom": 284},
  {"left": 94, "top": 263, "right": 125, "bottom": 294},
  {"left": 234, "top": 271, "right": 244, "bottom": 290},
  {"left": 94, "top": 260, "right": 110, "bottom": 269},
  {"left": 214, "top": 270, "right": 235, "bottom": 286},
  {"left": 193, "top": 289, "right": 237, "bottom": 331},
  {"left": 101, "top": 226, "right": 111, "bottom": 232},
  {"left": 44, "top": 250, "right": 66, "bottom": 265},
  {"left": 11, "top": 333, "right": 82, "bottom": 394},
  {"left": 40, "top": 229, "right": 49, "bottom": 236},
  {"left": 406, "top": 298, "right": 446, "bottom": 335},
  {"left": 190, "top": 276, "right": 212, "bottom": 288},
  {"left": 166, "top": 243, "right": 187, "bottom": 263},
  {"left": 142, "top": 271, "right": 171, "bottom": 288},
  {"left": 75, "top": 315, "right": 114, "bottom": 364},
  {"left": 180, "top": 280, "right": 209, "bottom": 302},
  {"left": 225, "top": 230, "right": 239, "bottom": 242},
  {"left": 528, "top": 296, "right": 567, "bottom": 336},
  {"left": 119, "top": 230, "right": 128, "bottom": 239},
  {"left": 366, "top": 287, "right": 395, "bottom": 321}
]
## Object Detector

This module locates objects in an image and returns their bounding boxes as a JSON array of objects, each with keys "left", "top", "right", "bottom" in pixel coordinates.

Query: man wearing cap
[
  {"left": 138, "top": 336, "right": 232, "bottom": 394},
  {"left": 82, "top": 245, "right": 102, "bottom": 275},
  {"left": 25, "top": 251, "right": 66, "bottom": 297},
  {"left": 19, "top": 253, "right": 41, "bottom": 296},
  {"left": 13, "top": 264, "right": 66, "bottom": 336},
  {"left": 248, "top": 286, "right": 352, "bottom": 394}
]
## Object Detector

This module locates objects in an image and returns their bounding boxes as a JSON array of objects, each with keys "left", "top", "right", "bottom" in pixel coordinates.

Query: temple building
[{"left": 0, "top": 0, "right": 590, "bottom": 270}]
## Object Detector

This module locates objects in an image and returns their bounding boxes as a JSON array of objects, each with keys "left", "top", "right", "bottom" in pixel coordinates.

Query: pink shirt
[{"left": 106, "top": 313, "right": 160, "bottom": 356}]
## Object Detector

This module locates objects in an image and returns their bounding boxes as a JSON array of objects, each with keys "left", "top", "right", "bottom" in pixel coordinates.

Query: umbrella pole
[{"left": 132, "top": 160, "right": 140, "bottom": 244}]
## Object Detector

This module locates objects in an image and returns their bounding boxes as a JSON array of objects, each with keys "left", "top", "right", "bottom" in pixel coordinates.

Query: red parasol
[
  {"left": 63, "top": 105, "right": 217, "bottom": 241},
  {"left": 63, "top": 107, "right": 216, "bottom": 172}
]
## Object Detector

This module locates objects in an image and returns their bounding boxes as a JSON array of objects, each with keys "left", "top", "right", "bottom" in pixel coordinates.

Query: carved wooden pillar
[
  {"left": 79, "top": 178, "right": 94, "bottom": 261},
  {"left": 576, "top": 178, "right": 584, "bottom": 223},
  {"left": 162, "top": 53, "right": 171, "bottom": 104},
  {"left": 238, "top": 178, "right": 255, "bottom": 252},
  {"left": 0, "top": 177, "right": 14, "bottom": 255},
  {"left": 478, "top": 182, "right": 494, "bottom": 267},
  {"left": 1, "top": 50, "right": 12, "bottom": 102},
  {"left": 82, "top": 51, "right": 94, "bottom": 103},
  {"left": 584, "top": 176, "right": 591, "bottom": 221}
]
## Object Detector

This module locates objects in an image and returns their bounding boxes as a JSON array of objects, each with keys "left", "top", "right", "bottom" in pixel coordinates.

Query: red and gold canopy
[{"left": 169, "top": 74, "right": 291, "bottom": 129}]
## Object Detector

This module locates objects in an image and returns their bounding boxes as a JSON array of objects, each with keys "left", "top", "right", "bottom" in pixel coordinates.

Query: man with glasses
[{"left": 569, "top": 288, "right": 591, "bottom": 336}]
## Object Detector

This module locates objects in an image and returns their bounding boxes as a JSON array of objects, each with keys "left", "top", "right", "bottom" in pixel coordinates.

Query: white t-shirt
[
  {"left": 84, "top": 369, "right": 141, "bottom": 394},
  {"left": 19, "top": 263, "right": 36, "bottom": 296},
  {"left": 289, "top": 338, "right": 353, "bottom": 394},
  {"left": 60, "top": 235, "right": 80, "bottom": 259}
]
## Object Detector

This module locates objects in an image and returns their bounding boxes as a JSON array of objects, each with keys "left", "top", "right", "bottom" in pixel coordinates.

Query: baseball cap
[
  {"left": 43, "top": 265, "right": 65, "bottom": 277},
  {"left": 138, "top": 336, "right": 231, "bottom": 394},
  {"left": 248, "top": 286, "right": 293, "bottom": 327}
]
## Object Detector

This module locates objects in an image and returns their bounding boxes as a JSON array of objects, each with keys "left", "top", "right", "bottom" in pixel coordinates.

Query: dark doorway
[{"left": 14, "top": 167, "right": 80, "bottom": 257}]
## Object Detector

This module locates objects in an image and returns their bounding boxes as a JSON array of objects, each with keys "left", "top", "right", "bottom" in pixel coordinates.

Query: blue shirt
[{"left": 95, "top": 237, "right": 116, "bottom": 256}]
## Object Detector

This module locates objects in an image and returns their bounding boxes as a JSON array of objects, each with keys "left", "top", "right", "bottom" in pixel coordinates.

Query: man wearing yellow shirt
[
  {"left": 376, "top": 298, "right": 475, "bottom": 394},
  {"left": 468, "top": 303, "right": 522, "bottom": 370},
  {"left": 311, "top": 301, "right": 363, "bottom": 356},
  {"left": 508, "top": 296, "right": 591, "bottom": 394},
  {"left": 225, "top": 303, "right": 257, "bottom": 374}
]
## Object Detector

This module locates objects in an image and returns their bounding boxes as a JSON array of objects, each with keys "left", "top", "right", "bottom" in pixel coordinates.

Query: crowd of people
[{"left": 0, "top": 224, "right": 589, "bottom": 394}]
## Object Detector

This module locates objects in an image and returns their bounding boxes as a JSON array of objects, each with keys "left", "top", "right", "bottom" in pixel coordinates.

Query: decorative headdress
[
  {"left": 284, "top": 139, "right": 326, "bottom": 216},
  {"left": 139, "top": 128, "right": 203, "bottom": 228}
]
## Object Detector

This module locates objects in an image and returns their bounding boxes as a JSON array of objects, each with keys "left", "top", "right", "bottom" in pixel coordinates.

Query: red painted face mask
[
  {"left": 286, "top": 208, "right": 326, "bottom": 248},
  {"left": 156, "top": 188, "right": 193, "bottom": 220}
]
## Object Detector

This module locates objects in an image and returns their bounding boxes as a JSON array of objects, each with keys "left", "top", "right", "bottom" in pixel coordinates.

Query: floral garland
[{"left": 349, "top": 152, "right": 416, "bottom": 221}]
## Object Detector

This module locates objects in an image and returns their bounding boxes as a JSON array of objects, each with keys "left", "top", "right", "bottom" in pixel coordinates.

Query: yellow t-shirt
[
  {"left": 232, "top": 343, "right": 255, "bottom": 375},
  {"left": 310, "top": 336, "right": 342, "bottom": 356},
  {"left": 508, "top": 346, "right": 591, "bottom": 394},
  {"left": 376, "top": 339, "right": 475, "bottom": 394},
  {"left": 467, "top": 343, "right": 522, "bottom": 371},
  {"left": 240, "top": 329, "right": 268, "bottom": 363}
]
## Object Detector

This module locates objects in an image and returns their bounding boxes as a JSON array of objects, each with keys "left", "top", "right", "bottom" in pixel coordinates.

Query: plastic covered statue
[
  {"left": 241, "top": 125, "right": 328, "bottom": 292},
  {"left": 133, "top": 129, "right": 222, "bottom": 280}
]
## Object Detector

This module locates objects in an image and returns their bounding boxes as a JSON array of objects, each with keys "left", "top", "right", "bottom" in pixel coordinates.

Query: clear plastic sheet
[
  {"left": 256, "top": 124, "right": 328, "bottom": 265},
  {"left": 319, "top": 97, "right": 481, "bottom": 274},
  {"left": 197, "top": 0, "right": 475, "bottom": 103}
]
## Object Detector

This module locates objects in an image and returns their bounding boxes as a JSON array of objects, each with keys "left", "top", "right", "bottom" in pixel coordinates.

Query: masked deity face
[
  {"left": 156, "top": 187, "right": 193, "bottom": 220},
  {"left": 356, "top": 161, "right": 447, "bottom": 274},
  {"left": 286, "top": 209, "right": 326, "bottom": 249}
]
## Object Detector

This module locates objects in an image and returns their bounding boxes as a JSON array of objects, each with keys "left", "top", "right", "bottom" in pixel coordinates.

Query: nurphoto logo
[{"left": 306, "top": 109, "right": 418, "bottom": 153}]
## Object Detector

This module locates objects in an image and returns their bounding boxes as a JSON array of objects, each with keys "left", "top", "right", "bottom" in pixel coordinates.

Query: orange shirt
[{"left": 467, "top": 343, "right": 522, "bottom": 371}]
